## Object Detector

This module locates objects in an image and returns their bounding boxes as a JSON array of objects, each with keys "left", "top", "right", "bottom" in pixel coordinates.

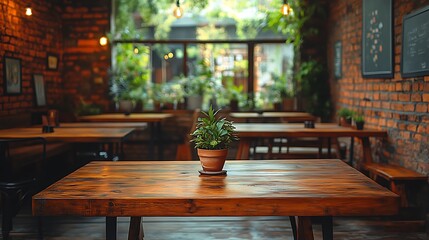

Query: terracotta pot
[
  {"left": 282, "top": 97, "right": 296, "bottom": 111},
  {"left": 197, "top": 148, "right": 228, "bottom": 172},
  {"left": 339, "top": 117, "right": 352, "bottom": 127},
  {"left": 230, "top": 100, "right": 239, "bottom": 111}
]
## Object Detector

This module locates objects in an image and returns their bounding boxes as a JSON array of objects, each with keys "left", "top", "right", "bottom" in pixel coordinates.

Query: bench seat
[{"left": 363, "top": 162, "right": 427, "bottom": 207}]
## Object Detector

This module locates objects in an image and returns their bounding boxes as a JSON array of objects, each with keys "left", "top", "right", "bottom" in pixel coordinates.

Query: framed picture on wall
[
  {"left": 362, "top": 0, "right": 393, "bottom": 78},
  {"left": 334, "top": 41, "right": 342, "bottom": 79},
  {"left": 47, "top": 54, "right": 58, "bottom": 70},
  {"left": 33, "top": 74, "right": 47, "bottom": 107},
  {"left": 401, "top": 5, "right": 429, "bottom": 78},
  {"left": 3, "top": 56, "right": 22, "bottom": 95}
]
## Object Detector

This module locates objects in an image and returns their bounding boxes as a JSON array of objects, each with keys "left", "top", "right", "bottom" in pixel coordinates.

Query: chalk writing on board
[{"left": 401, "top": 5, "right": 429, "bottom": 77}]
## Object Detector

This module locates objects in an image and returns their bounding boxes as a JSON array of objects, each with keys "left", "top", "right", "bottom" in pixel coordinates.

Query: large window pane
[{"left": 254, "top": 43, "right": 294, "bottom": 110}]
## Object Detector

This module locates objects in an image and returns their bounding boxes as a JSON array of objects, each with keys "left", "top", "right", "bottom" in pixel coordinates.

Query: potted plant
[
  {"left": 353, "top": 113, "right": 365, "bottom": 130},
  {"left": 224, "top": 77, "right": 244, "bottom": 111},
  {"left": 338, "top": 108, "right": 353, "bottom": 127},
  {"left": 191, "top": 106, "right": 238, "bottom": 174}
]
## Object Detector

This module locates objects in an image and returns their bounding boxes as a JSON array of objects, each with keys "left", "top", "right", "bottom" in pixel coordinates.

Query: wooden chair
[
  {"left": 175, "top": 109, "right": 201, "bottom": 160},
  {"left": 0, "top": 137, "right": 46, "bottom": 240}
]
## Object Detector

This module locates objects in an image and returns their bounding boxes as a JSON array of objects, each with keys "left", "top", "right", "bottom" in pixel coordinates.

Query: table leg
[
  {"left": 106, "top": 217, "right": 117, "bottom": 240},
  {"left": 321, "top": 216, "right": 333, "bottom": 240},
  {"left": 149, "top": 123, "right": 155, "bottom": 160},
  {"left": 295, "top": 216, "right": 314, "bottom": 240},
  {"left": 360, "top": 137, "right": 373, "bottom": 164},
  {"left": 128, "top": 217, "right": 144, "bottom": 240},
  {"left": 327, "top": 138, "right": 332, "bottom": 158},
  {"left": 349, "top": 137, "right": 354, "bottom": 166},
  {"left": 156, "top": 122, "right": 164, "bottom": 160},
  {"left": 236, "top": 139, "right": 251, "bottom": 160}
]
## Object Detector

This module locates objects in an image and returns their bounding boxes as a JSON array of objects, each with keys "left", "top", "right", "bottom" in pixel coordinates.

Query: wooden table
[
  {"left": 50, "top": 122, "right": 147, "bottom": 129},
  {"left": 0, "top": 127, "right": 135, "bottom": 158},
  {"left": 32, "top": 160, "right": 399, "bottom": 240},
  {"left": 79, "top": 113, "right": 173, "bottom": 159},
  {"left": 229, "top": 112, "right": 315, "bottom": 123},
  {"left": 234, "top": 123, "right": 388, "bottom": 165}
]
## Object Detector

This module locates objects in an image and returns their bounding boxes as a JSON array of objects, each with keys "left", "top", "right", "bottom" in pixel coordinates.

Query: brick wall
[
  {"left": 61, "top": 0, "right": 111, "bottom": 112},
  {"left": 327, "top": 0, "right": 429, "bottom": 174},
  {"left": 0, "top": 0, "right": 111, "bottom": 118},
  {"left": 0, "top": 0, "right": 62, "bottom": 115}
]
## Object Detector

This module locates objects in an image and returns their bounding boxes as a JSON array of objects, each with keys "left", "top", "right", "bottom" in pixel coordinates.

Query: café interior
[{"left": 0, "top": 0, "right": 429, "bottom": 239}]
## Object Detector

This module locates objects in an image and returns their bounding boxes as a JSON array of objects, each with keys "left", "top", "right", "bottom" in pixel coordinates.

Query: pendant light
[
  {"left": 25, "top": 6, "right": 32, "bottom": 16},
  {"left": 281, "top": 0, "right": 292, "bottom": 16},
  {"left": 173, "top": 0, "right": 184, "bottom": 18}
]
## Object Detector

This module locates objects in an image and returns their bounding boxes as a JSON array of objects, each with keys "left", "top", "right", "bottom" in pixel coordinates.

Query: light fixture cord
[{"left": 176, "top": 0, "right": 180, "bottom": 7}]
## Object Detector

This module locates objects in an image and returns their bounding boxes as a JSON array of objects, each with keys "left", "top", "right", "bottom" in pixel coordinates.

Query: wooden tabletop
[
  {"left": 234, "top": 123, "right": 388, "bottom": 138},
  {"left": 33, "top": 160, "right": 398, "bottom": 217},
  {"left": 0, "top": 127, "right": 135, "bottom": 143},
  {"left": 79, "top": 113, "right": 174, "bottom": 123},
  {"left": 47, "top": 122, "right": 147, "bottom": 129},
  {"left": 230, "top": 112, "right": 315, "bottom": 121}
]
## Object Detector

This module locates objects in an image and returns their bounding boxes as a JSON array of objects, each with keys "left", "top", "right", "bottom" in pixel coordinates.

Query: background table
[
  {"left": 0, "top": 127, "right": 134, "bottom": 158},
  {"left": 229, "top": 112, "right": 316, "bottom": 123},
  {"left": 79, "top": 113, "right": 173, "bottom": 159},
  {"left": 33, "top": 160, "right": 399, "bottom": 240},
  {"left": 234, "top": 123, "right": 388, "bottom": 166}
]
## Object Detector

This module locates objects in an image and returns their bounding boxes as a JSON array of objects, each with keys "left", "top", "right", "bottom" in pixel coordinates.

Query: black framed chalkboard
[
  {"left": 362, "top": 0, "right": 393, "bottom": 78},
  {"left": 334, "top": 41, "right": 342, "bottom": 79},
  {"left": 401, "top": 5, "right": 429, "bottom": 78}
]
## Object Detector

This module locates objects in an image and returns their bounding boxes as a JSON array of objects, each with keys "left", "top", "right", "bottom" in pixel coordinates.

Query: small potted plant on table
[
  {"left": 191, "top": 106, "right": 238, "bottom": 175},
  {"left": 353, "top": 113, "right": 365, "bottom": 130},
  {"left": 338, "top": 108, "right": 353, "bottom": 127}
]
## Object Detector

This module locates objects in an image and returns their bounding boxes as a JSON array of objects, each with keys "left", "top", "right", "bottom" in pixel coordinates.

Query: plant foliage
[{"left": 191, "top": 106, "right": 238, "bottom": 150}]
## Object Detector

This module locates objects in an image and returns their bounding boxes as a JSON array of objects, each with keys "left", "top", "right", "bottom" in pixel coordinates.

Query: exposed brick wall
[
  {"left": 327, "top": 0, "right": 429, "bottom": 174},
  {"left": 61, "top": 0, "right": 111, "bottom": 111},
  {"left": 0, "top": 0, "right": 111, "bottom": 119},
  {"left": 0, "top": 0, "right": 62, "bottom": 115}
]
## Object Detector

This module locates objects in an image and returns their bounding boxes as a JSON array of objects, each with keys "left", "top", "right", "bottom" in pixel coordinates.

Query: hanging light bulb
[
  {"left": 281, "top": 0, "right": 292, "bottom": 16},
  {"left": 25, "top": 6, "right": 32, "bottom": 16},
  {"left": 99, "top": 35, "right": 108, "bottom": 46},
  {"left": 133, "top": 46, "right": 139, "bottom": 54},
  {"left": 173, "top": 0, "right": 184, "bottom": 18}
]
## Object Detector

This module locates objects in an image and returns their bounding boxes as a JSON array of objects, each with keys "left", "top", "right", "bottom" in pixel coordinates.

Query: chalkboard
[
  {"left": 362, "top": 0, "right": 393, "bottom": 78},
  {"left": 334, "top": 41, "right": 342, "bottom": 79},
  {"left": 401, "top": 5, "right": 429, "bottom": 78}
]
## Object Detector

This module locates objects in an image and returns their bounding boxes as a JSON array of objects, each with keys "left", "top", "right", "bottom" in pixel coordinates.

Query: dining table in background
[
  {"left": 229, "top": 111, "right": 316, "bottom": 123},
  {"left": 0, "top": 127, "right": 135, "bottom": 159},
  {"left": 234, "top": 123, "right": 388, "bottom": 167},
  {"left": 78, "top": 113, "right": 174, "bottom": 159},
  {"left": 32, "top": 160, "right": 399, "bottom": 240}
]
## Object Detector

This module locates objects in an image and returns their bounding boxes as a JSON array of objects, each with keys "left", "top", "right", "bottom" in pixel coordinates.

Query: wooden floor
[{"left": 3, "top": 201, "right": 427, "bottom": 240}]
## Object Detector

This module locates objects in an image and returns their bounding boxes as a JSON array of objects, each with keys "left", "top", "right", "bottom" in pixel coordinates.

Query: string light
[
  {"left": 134, "top": 46, "right": 139, "bottom": 54},
  {"left": 99, "top": 35, "right": 108, "bottom": 46},
  {"left": 281, "top": 0, "right": 292, "bottom": 16},
  {"left": 173, "top": 0, "right": 183, "bottom": 18}
]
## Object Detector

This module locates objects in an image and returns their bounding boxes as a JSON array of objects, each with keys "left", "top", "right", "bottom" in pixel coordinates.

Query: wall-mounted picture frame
[
  {"left": 334, "top": 41, "right": 342, "bottom": 79},
  {"left": 33, "top": 74, "right": 47, "bottom": 107},
  {"left": 362, "top": 0, "right": 393, "bottom": 78},
  {"left": 3, "top": 56, "right": 22, "bottom": 95},
  {"left": 47, "top": 54, "right": 58, "bottom": 70},
  {"left": 401, "top": 5, "right": 429, "bottom": 78}
]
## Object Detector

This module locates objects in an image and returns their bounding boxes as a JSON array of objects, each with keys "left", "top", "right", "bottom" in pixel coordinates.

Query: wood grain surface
[
  {"left": 234, "top": 123, "right": 387, "bottom": 138},
  {"left": 230, "top": 112, "right": 315, "bottom": 122},
  {"left": 33, "top": 160, "right": 399, "bottom": 217},
  {"left": 79, "top": 113, "right": 173, "bottom": 123},
  {"left": 0, "top": 127, "right": 135, "bottom": 143}
]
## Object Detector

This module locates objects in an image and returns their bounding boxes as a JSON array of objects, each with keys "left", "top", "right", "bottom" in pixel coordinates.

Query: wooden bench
[{"left": 363, "top": 162, "right": 428, "bottom": 207}]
